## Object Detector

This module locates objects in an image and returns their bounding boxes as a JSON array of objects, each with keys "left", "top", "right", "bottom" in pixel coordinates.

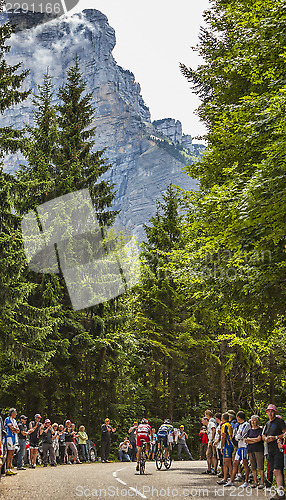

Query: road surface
[{"left": 0, "top": 460, "right": 272, "bottom": 499}]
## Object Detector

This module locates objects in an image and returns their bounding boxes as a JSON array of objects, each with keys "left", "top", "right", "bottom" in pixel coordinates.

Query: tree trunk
[
  {"left": 219, "top": 341, "right": 228, "bottom": 412},
  {"left": 269, "top": 352, "right": 275, "bottom": 403},
  {"left": 168, "top": 358, "right": 174, "bottom": 420}
]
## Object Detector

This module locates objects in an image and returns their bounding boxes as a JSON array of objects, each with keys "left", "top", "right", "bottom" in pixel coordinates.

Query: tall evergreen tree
[
  {"left": 0, "top": 25, "right": 57, "bottom": 409},
  {"left": 54, "top": 56, "right": 115, "bottom": 225}
]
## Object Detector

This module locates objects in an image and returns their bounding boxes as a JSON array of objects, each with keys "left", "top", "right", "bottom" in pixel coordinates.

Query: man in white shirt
[{"left": 225, "top": 411, "right": 251, "bottom": 488}]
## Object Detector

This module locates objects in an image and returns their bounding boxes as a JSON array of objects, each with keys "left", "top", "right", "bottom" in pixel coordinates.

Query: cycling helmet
[
  {"left": 141, "top": 418, "right": 149, "bottom": 424},
  {"left": 164, "top": 419, "right": 171, "bottom": 424}
]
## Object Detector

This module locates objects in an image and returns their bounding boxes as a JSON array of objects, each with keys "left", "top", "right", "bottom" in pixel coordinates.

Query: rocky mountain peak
[{"left": 1, "top": 9, "right": 200, "bottom": 240}]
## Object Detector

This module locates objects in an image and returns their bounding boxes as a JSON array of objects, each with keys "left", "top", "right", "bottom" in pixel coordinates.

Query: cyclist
[
  {"left": 135, "top": 418, "right": 152, "bottom": 472},
  {"left": 157, "top": 419, "right": 175, "bottom": 460}
]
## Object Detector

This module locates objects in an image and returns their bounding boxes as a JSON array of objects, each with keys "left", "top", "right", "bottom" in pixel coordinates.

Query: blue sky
[{"left": 69, "top": 0, "right": 210, "bottom": 141}]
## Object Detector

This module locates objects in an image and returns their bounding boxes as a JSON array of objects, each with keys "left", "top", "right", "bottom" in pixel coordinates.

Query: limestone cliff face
[{"left": 1, "top": 9, "right": 199, "bottom": 241}]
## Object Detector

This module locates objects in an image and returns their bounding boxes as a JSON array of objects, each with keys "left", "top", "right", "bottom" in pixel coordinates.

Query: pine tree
[
  {"left": 0, "top": 25, "right": 57, "bottom": 407},
  {"left": 54, "top": 56, "right": 116, "bottom": 225},
  {"left": 133, "top": 185, "right": 190, "bottom": 419},
  {"left": 0, "top": 22, "right": 30, "bottom": 156}
]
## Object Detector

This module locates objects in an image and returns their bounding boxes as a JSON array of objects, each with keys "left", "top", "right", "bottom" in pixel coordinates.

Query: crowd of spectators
[
  {"left": 0, "top": 408, "right": 89, "bottom": 476},
  {"left": 199, "top": 405, "right": 286, "bottom": 500}
]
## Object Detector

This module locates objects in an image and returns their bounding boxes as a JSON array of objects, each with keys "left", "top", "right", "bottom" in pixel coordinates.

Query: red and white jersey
[{"left": 136, "top": 423, "right": 152, "bottom": 436}]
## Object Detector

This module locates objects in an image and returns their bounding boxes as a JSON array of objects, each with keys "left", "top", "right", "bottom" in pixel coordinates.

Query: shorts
[
  {"left": 6, "top": 437, "right": 16, "bottom": 450},
  {"left": 157, "top": 433, "right": 168, "bottom": 448},
  {"left": 136, "top": 434, "right": 150, "bottom": 447},
  {"left": 223, "top": 444, "right": 233, "bottom": 459},
  {"left": 249, "top": 451, "right": 264, "bottom": 471},
  {"left": 29, "top": 442, "right": 39, "bottom": 450},
  {"left": 235, "top": 447, "right": 248, "bottom": 461},
  {"left": 268, "top": 451, "right": 284, "bottom": 472},
  {"left": 150, "top": 443, "right": 156, "bottom": 454},
  {"left": 206, "top": 444, "right": 217, "bottom": 459}
]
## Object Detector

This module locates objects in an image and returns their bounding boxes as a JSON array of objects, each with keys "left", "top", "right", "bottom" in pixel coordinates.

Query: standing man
[
  {"left": 17, "top": 415, "right": 29, "bottom": 470},
  {"left": 262, "top": 404, "right": 286, "bottom": 500},
  {"left": 42, "top": 419, "right": 57, "bottom": 467},
  {"left": 4, "top": 408, "right": 19, "bottom": 476},
  {"left": 177, "top": 425, "right": 194, "bottom": 461},
  {"left": 29, "top": 413, "right": 42, "bottom": 469},
  {"left": 101, "top": 418, "right": 116, "bottom": 463},
  {"left": 128, "top": 421, "right": 138, "bottom": 462},
  {"left": 217, "top": 412, "right": 234, "bottom": 485},
  {"left": 225, "top": 411, "right": 251, "bottom": 488}
]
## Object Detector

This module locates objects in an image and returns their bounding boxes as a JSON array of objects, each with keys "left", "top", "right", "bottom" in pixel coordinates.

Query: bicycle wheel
[
  {"left": 139, "top": 449, "right": 145, "bottom": 474},
  {"left": 139, "top": 443, "right": 146, "bottom": 474},
  {"left": 155, "top": 448, "right": 163, "bottom": 470},
  {"left": 164, "top": 446, "right": 172, "bottom": 469}
]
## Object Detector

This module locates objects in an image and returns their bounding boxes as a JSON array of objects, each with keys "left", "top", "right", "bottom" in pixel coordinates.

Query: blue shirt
[{"left": 4, "top": 416, "right": 17, "bottom": 444}]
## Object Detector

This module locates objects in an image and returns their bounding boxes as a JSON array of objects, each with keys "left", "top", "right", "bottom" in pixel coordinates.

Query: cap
[
  {"left": 20, "top": 415, "right": 28, "bottom": 420},
  {"left": 105, "top": 418, "right": 110, "bottom": 422},
  {"left": 65, "top": 419, "right": 71, "bottom": 424},
  {"left": 180, "top": 425, "right": 184, "bottom": 428},
  {"left": 44, "top": 419, "right": 51, "bottom": 424},
  {"left": 266, "top": 404, "right": 277, "bottom": 412},
  {"left": 34, "top": 414, "right": 42, "bottom": 419}
]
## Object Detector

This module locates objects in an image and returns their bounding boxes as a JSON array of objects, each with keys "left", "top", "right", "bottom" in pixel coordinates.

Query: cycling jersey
[
  {"left": 136, "top": 423, "right": 152, "bottom": 447},
  {"left": 157, "top": 423, "right": 173, "bottom": 448},
  {"left": 221, "top": 422, "right": 234, "bottom": 447},
  {"left": 158, "top": 424, "right": 174, "bottom": 435}
]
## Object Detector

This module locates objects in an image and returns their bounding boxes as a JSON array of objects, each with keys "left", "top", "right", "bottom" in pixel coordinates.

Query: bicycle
[
  {"left": 155, "top": 442, "right": 172, "bottom": 470},
  {"left": 139, "top": 441, "right": 148, "bottom": 474}
]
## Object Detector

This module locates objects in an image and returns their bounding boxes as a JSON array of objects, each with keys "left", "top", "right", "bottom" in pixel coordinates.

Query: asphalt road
[{"left": 0, "top": 460, "right": 273, "bottom": 500}]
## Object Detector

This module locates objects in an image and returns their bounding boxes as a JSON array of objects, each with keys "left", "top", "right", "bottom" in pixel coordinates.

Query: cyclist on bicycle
[
  {"left": 135, "top": 418, "right": 152, "bottom": 471},
  {"left": 157, "top": 419, "right": 175, "bottom": 460}
]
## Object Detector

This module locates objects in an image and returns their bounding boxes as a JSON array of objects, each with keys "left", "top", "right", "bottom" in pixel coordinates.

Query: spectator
[
  {"left": 225, "top": 411, "right": 251, "bottom": 488},
  {"left": 149, "top": 428, "right": 157, "bottom": 461},
  {"left": 58, "top": 424, "right": 66, "bottom": 464},
  {"left": 42, "top": 419, "right": 57, "bottom": 467},
  {"left": 245, "top": 415, "right": 264, "bottom": 488},
  {"left": 202, "top": 415, "right": 217, "bottom": 474},
  {"left": 17, "top": 415, "right": 29, "bottom": 470},
  {"left": 4, "top": 408, "right": 19, "bottom": 476},
  {"left": 128, "top": 421, "right": 138, "bottom": 462},
  {"left": 262, "top": 404, "right": 286, "bottom": 500},
  {"left": 228, "top": 409, "right": 241, "bottom": 480},
  {"left": 177, "top": 425, "right": 194, "bottom": 461},
  {"left": 198, "top": 425, "right": 208, "bottom": 460},
  {"left": 64, "top": 420, "right": 81, "bottom": 464},
  {"left": 78, "top": 425, "right": 89, "bottom": 462},
  {"left": 119, "top": 437, "right": 131, "bottom": 462},
  {"left": 217, "top": 412, "right": 234, "bottom": 486},
  {"left": 101, "top": 418, "right": 116, "bottom": 463},
  {"left": 214, "top": 413, "right": 223, "bottom": 476},
  {"left": 29, "top": 413, "right": 42, "bottom": 469},
  {"left": 52, "top": 423, "right": 59, "bottom": 462}
]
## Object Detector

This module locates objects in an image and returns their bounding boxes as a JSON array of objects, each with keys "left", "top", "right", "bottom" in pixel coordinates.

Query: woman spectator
[
  {"left": 29, "top": 413, "right": 43, "bottom": 469},
  {"left": 52, "top": 423, "right": 59, "bottom": 462},
  {"left": 64, "top": 420, "right": 81, "bottom": 464},
  {"left": 78, "top": 425, "right": 89, "bottom": 462},
  {"left": 199, "top": 425, "right": 208, "bottom": 460},
  {"left": 245, "top": 415, "right": 264, "bottom": 488}
]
